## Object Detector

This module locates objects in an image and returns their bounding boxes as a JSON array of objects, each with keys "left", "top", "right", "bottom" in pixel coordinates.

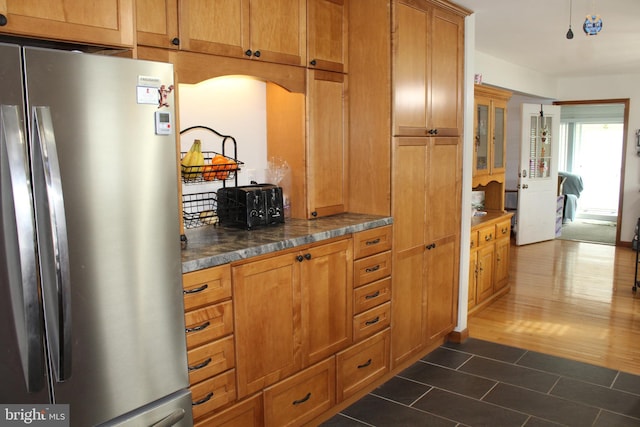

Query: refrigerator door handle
[
  {"left": 31, "top": 106, "right": 72, "bottom": 382},
  {"left": 0, "top": 104, "right": 46, "bottom": 392}
]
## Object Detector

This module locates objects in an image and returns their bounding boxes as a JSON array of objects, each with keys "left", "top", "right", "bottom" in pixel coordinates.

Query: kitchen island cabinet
[{"left": 0, "top": 0, "right": 134, "bottom": 47}]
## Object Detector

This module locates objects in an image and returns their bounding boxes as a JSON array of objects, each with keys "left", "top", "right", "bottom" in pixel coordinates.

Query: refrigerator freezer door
[
  {"left": 22, "top": 48, "right": 188, "bottom": 425},
  {"left": 0, "top": 44, "right": 49, "bottom": 403},
  {"left": 98, "top": 390, "right": 193, "bottom": 427}
]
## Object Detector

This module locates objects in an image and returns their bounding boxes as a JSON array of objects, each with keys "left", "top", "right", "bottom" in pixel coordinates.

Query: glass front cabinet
[
  {"left": 473, "top": 84, "right": 510, "bottom": 183},
  {"left": 472, "top": 84, "right": 512, "bottom": 212}
]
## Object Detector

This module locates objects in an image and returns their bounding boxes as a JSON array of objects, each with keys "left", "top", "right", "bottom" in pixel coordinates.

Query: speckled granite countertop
[{"left": 181, "top": 213, "right": 393, "bottom": 273}]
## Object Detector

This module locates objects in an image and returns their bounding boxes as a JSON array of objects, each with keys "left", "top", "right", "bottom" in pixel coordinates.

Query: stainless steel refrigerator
[{"left": 0, "top": 43, "right": 192, "bottom": 426}]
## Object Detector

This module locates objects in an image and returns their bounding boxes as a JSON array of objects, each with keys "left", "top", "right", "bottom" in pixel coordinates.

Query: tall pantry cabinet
[{"left": 390, "top": 0, "right": 465, "bottom": 367}]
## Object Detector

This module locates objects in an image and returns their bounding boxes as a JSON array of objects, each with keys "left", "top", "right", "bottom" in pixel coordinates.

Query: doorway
[{"left": 554, "top": 99, "right": 628, "bottom": 245}]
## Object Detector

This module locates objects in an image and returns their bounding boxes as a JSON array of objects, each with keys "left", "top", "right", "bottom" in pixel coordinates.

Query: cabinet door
[
  {"left": 179, "top": 0, "right": 246, "bottom": 56},
  {"left": 425, "top": 235, "right": 458, "bottom": 343},
  {"left": 391, "top": 138, "right": 427, "bottom": 366},
  {"left": 392, "top": 1, "right": 427, "bottom": 136},
  {"left": 476, "top": 244, "right": 494, "bottom": 303},
  {"left": 0, "top": 0, "right": 134, "bottom": 47},
  {"left": 232, "top": 252, "right": 302, "bottom": 398},
  {"left": 428, "top": 6, "right": 463, "bottom": 136},
  {"left": 136, "top": 0, "right": 178, "bottom": 48},
  {"left": 427, "top": 138, "right": 461, "bottom": 242},
  {"left": 307, "top": 0, "right": 347, "bottom": 72},
  {"left": 468, "top": 249, "right": 478, "bottom": 310},
  {"left": 301, "top": 239, "right": 353, "bottom": 366},
  {"left": 473, "top": 95, "right": 491, "bottom": 177},
  {"left": 492, "top": 98, "right": 508, "bottom": 174},
  {"left": 307, "top": 70, "right": 347, "bottom": 218},
  {"left": 249, "top": 0, "right": 306, "bottom": 65},
  {"left": 494, "top": 237, "right": 510, "bottom": 291}
]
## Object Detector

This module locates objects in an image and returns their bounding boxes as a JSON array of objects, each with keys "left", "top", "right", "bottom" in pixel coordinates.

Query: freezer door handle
[
  {"left": 31, "top": 106, "right": 72, "bottom": 382},
  {"left": 0, "top": 104, "right": 46, "bottom": 392},
  {"left": 150, "top": 409, "right": 186, "bottom": 427}
]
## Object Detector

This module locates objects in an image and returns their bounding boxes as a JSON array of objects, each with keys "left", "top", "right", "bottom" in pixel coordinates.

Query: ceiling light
[{"left": 566, "top": 0, "right": 574, "bottom": 39}]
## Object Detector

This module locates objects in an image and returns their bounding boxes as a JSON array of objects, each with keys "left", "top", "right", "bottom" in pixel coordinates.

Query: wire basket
[
  {"left": 180, "top": 151, "right": 243, "bottom": 184},
  {"left": 182, "top": 192, "right": 218, "bottom": 229}
]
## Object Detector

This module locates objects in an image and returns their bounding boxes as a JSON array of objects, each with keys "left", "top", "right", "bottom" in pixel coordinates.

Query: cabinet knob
[
  {"left": 245, "top": 49, "right": 253, "bottom": 57},
  {"left": 253, "top": 50, "right": 261, "bottom": 58},
  {"left": 171, "top": 37, "right": 180, "bottom": 46},
  {"left": 0, "top": 14, "right": 6, "bottom": 26},
  {"left": 311, "top": 211, "right": 318, "bottom": 217},
  {"left": 296, "top": 255, "right": 304, "bottom": 262},
  {"left": 426, "top": 243, "right": 436, "bottom": 250},
  {"left": 310, "top": 59, "right": 317, "bottom": 66},
  {"left": 304, "top": 253, "right": 312, "bottom": 260}
]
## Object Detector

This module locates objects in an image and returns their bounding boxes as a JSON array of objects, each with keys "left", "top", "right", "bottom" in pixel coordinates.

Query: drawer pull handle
[
  {"left": 358, "top": 359, "right": 372, "bottom": 369},
  {"left": 192, "top": 392, "right": 214, "bottom": 406},
  {"left": 365, "top": 290, "right": 380, "bottom": 300},
  {"left": 185, "top": 321, "right": 210, "bottom": 333},
  {"left": 365, "top": 265, "right": 380, "bottom": 273},
  {"left": 365, "top": 238, "right": 380, "bottom": 246},
  {"left": 292, "top": 392, "right": 312, "bottom": 406},
  {"left": 188, "top": 357, "right": 212, "bottom": 371},
  {"left": 183, "top": 284, "right": 208, "bottom": 295},
  {"left": 365, "top": 316, "right": 380, "bottom": 326},
  {"left": 485, "top": 235, "right": 493, "bottom": 241}
]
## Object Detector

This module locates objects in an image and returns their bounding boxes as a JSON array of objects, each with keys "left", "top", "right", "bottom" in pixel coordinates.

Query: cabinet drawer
[
  {"left": 185, "top": 300, "right": 233, "bottom": 349},
  {"left": 470, "top": 230, "right": 479, "bottom": 249},
  {"left": 264, "top": 357, "right": 336, "bottom": 427},
  {"left": 353, "top": 251, "right": 392, "bottom": 288},
  {"left": 353, "top": 225, "right": 392, "bottom": 259},
  {"left": 495, "top": 219, "right": 511, "bottom": 240},
  {"left": 191, "top": 369, "right": 237, "bottom": 421},
  {"left": 188, "top": 335, "right": 235, "bottom": 386},
  {"left": 353, "top": 302, "right": 391, "bottom": 342},
  {"left": 477, "top": 226, "right": 495, "bottom": 247},
  {"left": 336, "top": 329, "right": 390, "bottom": 402},
  {"left": 195, "top": 393, "right": 263, "bottom": 427},
  {"left": 183, "top": 265, "right": 232, "bottom": 311},
  {"left": 353, "top": 277, "right": 391, "bottom": 315}
]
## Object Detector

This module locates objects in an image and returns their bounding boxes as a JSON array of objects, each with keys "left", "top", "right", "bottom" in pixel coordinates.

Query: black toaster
[{"left": 216, "top": 184, "right": 285, "bottom": 229}]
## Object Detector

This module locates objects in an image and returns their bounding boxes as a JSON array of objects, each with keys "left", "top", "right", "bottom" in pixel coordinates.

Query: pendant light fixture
[{"left": 566, "top": 0, "right": 574, "bottom": 39}]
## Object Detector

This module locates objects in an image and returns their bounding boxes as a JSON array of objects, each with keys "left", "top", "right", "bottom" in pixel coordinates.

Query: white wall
[{"left": 179, "top": 76, "right": 269, "bottom": 195}]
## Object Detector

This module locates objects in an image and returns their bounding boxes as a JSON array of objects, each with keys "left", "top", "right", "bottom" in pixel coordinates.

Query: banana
[{"left": 181, "top": 139, "right": 204, "bottom": 180}]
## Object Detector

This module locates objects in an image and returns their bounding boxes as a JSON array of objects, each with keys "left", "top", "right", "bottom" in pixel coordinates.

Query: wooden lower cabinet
[
  {"left": 336, "top": 328, "right": 390, "bottom": 402},
  {"left": 232, "top": 238, "right": 352, "bottom": 399},
  {"left": 187, "top": 226, "right": 394, "bottom": 425},
  {"left": 469, "top": 213, "right": 513, "bottom": 315},
  {"left": 194, "top": 393, "right": 264, "bottom": 427},
  {"left": 264, "top": 357, "right": 336, "bottom": 427}
]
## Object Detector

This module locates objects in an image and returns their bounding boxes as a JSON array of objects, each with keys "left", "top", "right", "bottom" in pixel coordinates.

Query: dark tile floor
[{"left": 321, "top": 338, "right": 640, "bottom": 427}]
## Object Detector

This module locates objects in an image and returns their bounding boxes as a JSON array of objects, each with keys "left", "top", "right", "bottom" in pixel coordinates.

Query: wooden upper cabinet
[
  {"left": 392, "top": 0, "right": 464, "bottom": 137},
  {"left": 0, "top": 0, "right": 134, "bottom": 47},
  {"left": 169, "top": 0, "right": 306, "bottom": 66},
  {"left": 135, "top": 0, "right": 179, "bottom": 49},
  {"left": 307, "top": 0, "right": 347, "bottom": 73}
]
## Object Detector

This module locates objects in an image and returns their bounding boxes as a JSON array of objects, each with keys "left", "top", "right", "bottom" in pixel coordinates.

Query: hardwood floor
[{"left": 468, "top": 238, "right": 640, "bottom": 376}]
